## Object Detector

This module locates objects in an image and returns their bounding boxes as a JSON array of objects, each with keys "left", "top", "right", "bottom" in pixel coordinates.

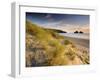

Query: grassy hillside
[{"left": 26, "top": 21, "right": 89, "bottom": 67}]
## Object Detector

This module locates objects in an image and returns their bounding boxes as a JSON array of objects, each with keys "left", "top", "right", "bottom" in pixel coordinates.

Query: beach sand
[
  {"left": 65, "top": 37, "right": 89, "bottom": 54},
  {"left": 65, "top": 37, "right": 90, "bottom": 64},
  {"left": 65, "top": 37, "right": 89, "bottom": 48}
]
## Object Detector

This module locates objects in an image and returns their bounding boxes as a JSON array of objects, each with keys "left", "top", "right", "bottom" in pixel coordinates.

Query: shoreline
[
  {"left": 64, "top": 36, "right": 89, "bottom": 49},
  {"left": 59, "top": 33, "right": 89, "bottom": 40}
]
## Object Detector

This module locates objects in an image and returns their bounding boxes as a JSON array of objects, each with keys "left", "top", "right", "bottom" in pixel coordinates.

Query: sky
[{"left": 26, "top": 12, "right": 90, "bottom": 33}]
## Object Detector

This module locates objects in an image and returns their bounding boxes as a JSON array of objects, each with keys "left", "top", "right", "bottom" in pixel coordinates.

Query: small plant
[
  {"left": 64, "top": 39, "right": 72, "bottom": 45},
  {"left": 65, "top": 47, "right": 76, "bottom": 60}
]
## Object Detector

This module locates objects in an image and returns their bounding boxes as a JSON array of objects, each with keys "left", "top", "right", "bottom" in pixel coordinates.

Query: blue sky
[{"left": 26, "top": 12, "right": 89, "bottom": 33}]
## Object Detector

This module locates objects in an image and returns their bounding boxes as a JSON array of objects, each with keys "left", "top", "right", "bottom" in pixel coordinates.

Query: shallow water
[{"left": 59, "top": 33, "right": 89, "bottom": 40}]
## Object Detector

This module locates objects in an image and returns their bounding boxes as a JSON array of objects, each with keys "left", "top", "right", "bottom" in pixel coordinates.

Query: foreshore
[{"left": 65, "top": 37, "right": 89, "bottom": 48}]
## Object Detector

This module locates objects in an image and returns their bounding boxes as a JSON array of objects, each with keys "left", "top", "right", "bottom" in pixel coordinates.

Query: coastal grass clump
[
  {"left": 64, "top": 39, "right": 72, "bottom": 45},
  {"left": 82, "top": 50, "right": 90, "bottom": 64}
]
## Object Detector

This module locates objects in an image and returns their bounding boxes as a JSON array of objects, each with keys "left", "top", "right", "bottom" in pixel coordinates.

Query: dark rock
[{"left": 74, "top": 31, "right": 78, "bottom": 33}]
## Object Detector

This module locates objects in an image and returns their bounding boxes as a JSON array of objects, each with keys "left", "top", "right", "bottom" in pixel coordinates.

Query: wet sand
[{"left": 65, "top": 37, "right": 89, "bottom": 49}]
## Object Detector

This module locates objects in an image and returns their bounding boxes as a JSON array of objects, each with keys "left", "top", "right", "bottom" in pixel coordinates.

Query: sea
[{"left": 59, "top": 33, "right": 89, "bottom": 40}]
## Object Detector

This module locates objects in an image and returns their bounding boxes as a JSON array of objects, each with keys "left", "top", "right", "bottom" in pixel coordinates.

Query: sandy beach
[
  {"left": 65, "top": 37, "right": 89, "bottom": 54},
  {"left": 65, "top": 37, "right": 89, "bottom": 48}
]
